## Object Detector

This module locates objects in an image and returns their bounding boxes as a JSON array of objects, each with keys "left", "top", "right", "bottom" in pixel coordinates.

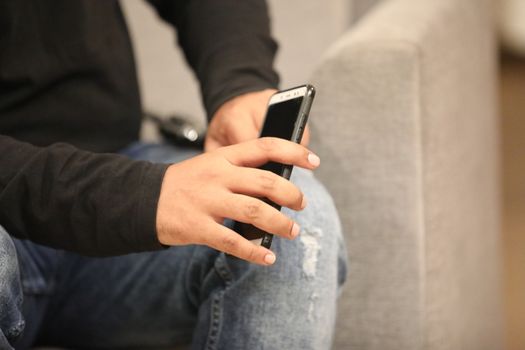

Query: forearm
[
  {"left": 146, "top": 0, "right": 280, "bottom": 119},
  {"left": 0, "top": 135, "right": 168, "bottom": 256}
]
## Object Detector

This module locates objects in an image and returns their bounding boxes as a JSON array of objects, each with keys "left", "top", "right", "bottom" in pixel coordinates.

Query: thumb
[
  {"left": 227, "top": 114, "right": 260, "bottom": 145},
  {"left": 204, "top": 115, "right": 259, "bottom": 152}
]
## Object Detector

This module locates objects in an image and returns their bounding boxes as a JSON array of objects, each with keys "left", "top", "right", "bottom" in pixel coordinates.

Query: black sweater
[{"left": 0, "top": 0, "right": 279, "bottom": 256}]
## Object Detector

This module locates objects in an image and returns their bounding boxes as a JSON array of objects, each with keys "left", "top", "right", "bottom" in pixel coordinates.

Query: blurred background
[
  {"left": 500, "top": 0, "right": 525, "bottom": 348},
  {"left": 121, "top": 0, "right": 524, "bottom": 348}
]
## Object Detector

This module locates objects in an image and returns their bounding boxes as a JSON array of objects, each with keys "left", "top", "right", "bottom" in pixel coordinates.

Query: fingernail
[
  {"left": 291, "top": 223, "right": 300, "bottom": 238},
  {"left": 301, "top": 196, "right": 307, "bottom": 209},
  {"left": 264, "top": 253, "right": 276, "bottom": 265},
  {"left": 308, "top": 153, "right": 321, "bottom": 167}
]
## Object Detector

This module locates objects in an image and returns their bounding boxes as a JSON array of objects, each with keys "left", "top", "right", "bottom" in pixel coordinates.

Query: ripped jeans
[{"left": 0, "top": 142, "right": 348, "bottom": 349}]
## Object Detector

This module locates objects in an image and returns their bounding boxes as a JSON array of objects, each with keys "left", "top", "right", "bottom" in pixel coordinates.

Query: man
[{"left": 0, "top": 1, "right": 347, "bottom": 349}]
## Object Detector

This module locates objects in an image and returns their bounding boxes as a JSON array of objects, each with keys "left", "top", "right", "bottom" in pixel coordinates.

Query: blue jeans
[{"left": 0, "top": 142, "right": 347, "bottom": 349}]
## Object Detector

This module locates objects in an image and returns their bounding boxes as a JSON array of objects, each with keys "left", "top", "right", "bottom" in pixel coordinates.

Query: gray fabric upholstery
[{"left": 310, "top": 0, "right": 504, "bottom": 349}]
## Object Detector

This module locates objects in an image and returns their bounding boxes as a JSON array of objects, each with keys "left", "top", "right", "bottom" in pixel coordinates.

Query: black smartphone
[{"left": 233, "top": 84, "right": 316, "bottom": 249}]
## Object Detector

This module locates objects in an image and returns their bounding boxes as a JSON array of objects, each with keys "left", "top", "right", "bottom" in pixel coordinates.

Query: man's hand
[
  {"left": 205, "top": 89, "right": 310, "bottom": 152},
  {"left": 156, "top": 138, "right": 321, "bottom": 266}
]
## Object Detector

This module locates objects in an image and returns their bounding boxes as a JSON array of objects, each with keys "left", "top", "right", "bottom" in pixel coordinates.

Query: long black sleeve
[
  {"left": 146, "top": 0, "right": 280, "bottom": 119},
  {"left": 0, "top": 1, "right": 280, "bottom": 256},
  {"left": 0, "top": 135, "right": 168, "bottom": 256}
]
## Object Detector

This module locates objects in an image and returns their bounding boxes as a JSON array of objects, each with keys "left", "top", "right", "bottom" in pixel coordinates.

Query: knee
[
  {"left": 292, "top": 168, "right": 337, "bottom": 209},
  {"left": 288, "top": 168, "right": 341, "bottom": 235},
  {"left": 0, "top": 226, "right": 25, "bottom": 344},
  {"left": 287, "top": 169, "right": 348, "bottom": 287},
  {"left": 0, "top": 226, "right": 18, "bottom": 281}
]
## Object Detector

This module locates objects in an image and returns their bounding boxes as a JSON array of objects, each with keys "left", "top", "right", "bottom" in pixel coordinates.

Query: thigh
[
  {"left": 1, "top": 227, "right": 66, "bottom": 350},
  {"left": 190, "top": 168, "right": 348, "bottom": 350},
  {"left": 0, "top": 226, "right": 24, "bottom": 350},
  {"left": 38, "top": 245, "right": 220, "bottom": 349},
  {"left": 37, "top": 143, "right": 210, "bottom": 348}
]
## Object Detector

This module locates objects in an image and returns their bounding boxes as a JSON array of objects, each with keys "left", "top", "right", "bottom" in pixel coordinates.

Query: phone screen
[
  {"left": 261, "top": 96, "right": 304, "bottom": 139},
  {"left": 259, "top": 96, "right": 304, "bottom": 175}
]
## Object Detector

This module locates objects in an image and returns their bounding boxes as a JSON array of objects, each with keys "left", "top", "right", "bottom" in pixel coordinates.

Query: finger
[
  {"left": 217, "top": 137, "right": 320, "bottom": 169},
  {"left": 205, "top": 115, "right": 259, "bottom": 152},
  {"left": 225, "top": 115, "right": 259, "bottom": 145},
  {"left": 202, "top": 220, "right": 277, "bottom": 265},
  {"left": 226, "top": 167, "right": 305, "bottom": 211},
  {"left": 215, "top": 193, "right": 299, "bottom": 240},
  {"left": 300, "top": 124, "right": 311, "bottom": 147}
]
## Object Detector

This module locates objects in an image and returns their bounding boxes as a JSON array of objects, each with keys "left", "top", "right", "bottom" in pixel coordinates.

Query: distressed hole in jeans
[
  {"left": 6, "top": 320, "right": 25, "bottom": 340},
  {"left": 300, "top": 227, "right": 322, "bottom": 279},
  {"left": 307, "top": 293, "right": 319, "bottom": 322},
  {"left": 300, "top": 227, "right": 322, "bottom": 322}
]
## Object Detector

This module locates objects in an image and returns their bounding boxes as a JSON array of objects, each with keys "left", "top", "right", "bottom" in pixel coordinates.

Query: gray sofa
[
  {"left": 119, "top": 0, "right": 505, "bottom": 349},
  {"left": 310, "top": 0, "right": 504, "bottom": 348}
]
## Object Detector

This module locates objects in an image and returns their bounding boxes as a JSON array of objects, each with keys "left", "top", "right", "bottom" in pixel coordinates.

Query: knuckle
[
  {"left": 244, "top": 200, "right": 262, "bottom": 220},
  {"left": 257, "top": 137, "right": 277, "bottom": 151},
  {"left": 281, "top": 185, "right": 303, "bottom": 209},
  {"left": 273, "top": 214, "right": 292, "bottom": 237},
  {"left": 283, "top": 218, "right": 294, "bottom": 237},
  {"left": 246, "top": 246, "right": 258, "bottom": 262},
  {"left": 258, "top": 171, "right": 278, "bottom": 191},
  {"left": 286, "top": 184, "right": 302, "bottom": 202},
  {"left": 221, "top": 235, "right": 239, "bottom": 252}
]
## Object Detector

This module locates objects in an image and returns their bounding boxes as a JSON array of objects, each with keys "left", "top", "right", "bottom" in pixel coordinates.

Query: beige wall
[{"left": 500, "top": 0, "right": 525, "bottom": 54}]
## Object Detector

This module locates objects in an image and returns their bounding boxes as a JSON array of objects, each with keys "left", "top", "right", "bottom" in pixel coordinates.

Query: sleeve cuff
[
  {"left": 133, "top": 161, "right": 171, "bottom": 252},
  {"left": 206, "top": 79, "right": 279, "bottom": 121}
]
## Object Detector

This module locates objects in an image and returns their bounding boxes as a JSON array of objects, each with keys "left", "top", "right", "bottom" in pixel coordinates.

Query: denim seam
[
  {"left": 204, "top": 290, "right": 224, "bottom": 350},
  {"left": 204, "top": 254, "right": 234, "bottom": 349},
  {"left": 214, "top": 255, "right": 233, "bottom": 287}
]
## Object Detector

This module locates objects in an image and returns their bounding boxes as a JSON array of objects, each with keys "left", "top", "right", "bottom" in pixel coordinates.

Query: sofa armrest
[{"left": 310, "top": 0, "right": 504, "bottom": 349}]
